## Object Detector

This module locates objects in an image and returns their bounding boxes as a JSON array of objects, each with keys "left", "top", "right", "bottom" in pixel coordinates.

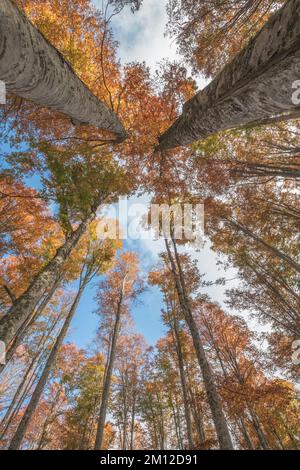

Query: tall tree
[
  {"left": 158, "top": 0, "right": 300, "bottom": 150},
  {"left": 8, "top": 226, "right": 118, "bottom": 449},
  {"left": 94, "top": 252, "right": 142, "bottom": 449},
  {"left": 166, "top": 0, "right": 284, "bottom": 77},
  {"left": 0, "top": 0, "right": 129, "bottom": 139},
  {"left": 157, "top": 243, "right": 233, "bottom": 449},
  {"left": 149, "top": 270, "right": 195, "bottom": 448}
]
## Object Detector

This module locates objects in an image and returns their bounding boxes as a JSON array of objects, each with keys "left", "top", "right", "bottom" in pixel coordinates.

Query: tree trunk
[
  {"left": 247, "top": 407, "right": 269, "bottom": 450},
  {"left": 94, "top": 278, "right": 126, "bottom": 450},
  {"left": 121, "top": 372, "right": 129, "bottom": 450},
  {"left": 0, "top": 305, "right": 64, "bottom": 438},
  {"left": 0, "top": 208, "right": 97, "bottom": 346},
  {"left": 129, "top": 389, "right": 136, "bottom": 450},
  {"left": 36, "top": 385, "right": 62, "bottom": 449},
  {"left": 170, "top": 309, "right": 194, "bottom": 448},
  {"left": 170, "top": 397, "right": 183, "bottom": 450},
  {"left": 157, "top": 0, "right": 300, "bottom": 150},
  {"left": 235, "top": 164, "right": 300, "bottom": 179},
  {"left": 188, "top": 385, "right": 206, "bottom": 446},
  {"left": 8, "top": 280, "right": 87, "bottom": 449},
  {"left": 165, "top": 238, "right": 233, "bottom": 449},
  {"left": 239, "top": 416, "right": 255, "bottom": 450},
  {"left": 0, "top": 275, "right": 62, "bottom": 375},
  {"left": 0, "top": 0, "right": 126, "bottom": 140}
]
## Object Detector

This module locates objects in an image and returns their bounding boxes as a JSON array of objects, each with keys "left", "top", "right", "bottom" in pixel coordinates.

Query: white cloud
[
  {"left": 93, "top": 0, "right": 207, "bottom": 88},
  {"left": 104, "top": 0, "right": 178, "bottom": 69}
]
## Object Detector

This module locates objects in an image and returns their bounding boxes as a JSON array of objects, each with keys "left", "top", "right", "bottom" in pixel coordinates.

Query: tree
[
  {"left": 0, "top": 0, "right": 151, "bottom": 348},
  {"left": 149, "top": 269, "right": 195, "bottom": 448},
  {"left": 111, "top": 334, "right": 147, "bottom": 450},
  {"left": 94, "top": 252, "right": 143, "bottom": 449},
  {"left": 0, "top": 0, "right": 127, "bottom": 139},
  {"left": 158, "top": 0, "right": 300, "bottom": 150},
  {"left": 0, "top": 147, "right": 129, "bottom": 347},
  {"left": 60, "top": 352, "right": 107, "bottom": 450},
  {"left": 166, "top": 0, "right": 284, "bottom": 78}
]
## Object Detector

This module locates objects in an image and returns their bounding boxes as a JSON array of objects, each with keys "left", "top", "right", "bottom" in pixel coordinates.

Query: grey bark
[
  {"left": 94, "top": 275, "right": 127, "bottom": 450},
  {"left": 168, "top": 306, "right": 194, "bottom": 448},
  {"left": 0, "top": 0, "right": 126, "bottom": 141},
  {"left": 247, "top": 407, "right": 269, "bottom": 450},
  {"left": 165, "top": 238, "right": 233, "bottom": 449},
  {"left": 8, "top": 279, "right": 87, "bottom": 450},
  {"left": 187, "top": 384, "right": 206, "bottom": 445},
  {"left": 170, "top": 397, "right": 183, "bottom": 449},
  {"left": 158, "top": 0, "right": 300, "bottom": 150},
  {"left": 129, "top": 389, "right": 136, "bottom": 450},
  {"left": 2, "top": 284, "right": 16, "bottom": 304}
]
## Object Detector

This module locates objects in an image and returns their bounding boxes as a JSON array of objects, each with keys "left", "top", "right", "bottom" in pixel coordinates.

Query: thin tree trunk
[
  {"left": 94, "top": 276, "right": 126, "bottom": 450},
  {"left": 169, "top": 308, "right": 194, "bottom": 448},
  {"left": 150, "top": 405, "right": 159, "bottom": 449},
  {"left": 156, "top": 392, "right": 165, "bottom": 450},
  {"left": 157, "top": 0, "right": 300, "bottom": 150},
  {"left": 121, "top": 373, "right": 129, "bottom": 450},
  {"left": 239, "top": 416, "right": 255, "bottom": 450},
  {"left": 206, "top": 318, "right": 270, "bottom": 451},
  {"left": 188, "top": 388, "right": 206, "bottom": 446},
  {"left": 0, "top": 0, "right": 126, "bottom": 140},
  {"left": 184, "top": 367, "right": 206, "bottom": 446},
  {"left": 272, "top": 428, "right": 285, "bottom": 450},
  {"left": 247, "top": 407, "right": 269, "bottom": 450},
  {"left": 129, "top": 389, "right": 136, "bottom": 450},
  {"left": 0, "top": 344, "right": 49, "bottom": 440},
  {"left": 170, "top": 397, "right": 183, "bottom": 450},
  {"left": 247, "top": 260, "right": 299, "bottom": 321},
  {"left": 0, "top": 306, "right": 64, "bottom": 437},
  {"left": 235, "top": 166, "right": 300, "bottom": 179},
  {"left": 36, "top": 385, "right": 62, "bottom": 449},
  {"left": 165, "top": 238, "right": 233, "bottom": 449},
  {"left": 8, "top": 279, "right": 87, "bottom": 449}
]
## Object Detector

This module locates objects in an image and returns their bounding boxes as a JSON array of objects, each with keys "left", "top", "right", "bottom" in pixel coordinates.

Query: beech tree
[
  {"left": 0, "top": 0, "right": 129, "bottom": 139},
  {"left": 94, "top": 252, "right": 143, "bottom": 449},
  {"left": 111, "top": 334, "right": 147, "bottom": 450},
  {"left": 166, "top": 0, "right": 284, "bottom": 78},
  {"left": 158, "top": 0, "right": 300, "bottom": 150},
  {"left": 0, "top": 144, "right": 130, "bottom": 347}
]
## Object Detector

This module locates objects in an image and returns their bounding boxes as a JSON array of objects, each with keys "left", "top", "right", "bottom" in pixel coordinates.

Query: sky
[
  {"left": 96, "top": 0, "right": 179, "bottom": 70},
  {"left": 67, "top": 0, "right": 246, "bottom": 350}
]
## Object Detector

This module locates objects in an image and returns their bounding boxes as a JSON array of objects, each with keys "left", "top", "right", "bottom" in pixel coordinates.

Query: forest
[{"left": 0, "top": 0, "right": 299, "bottom": 452}]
